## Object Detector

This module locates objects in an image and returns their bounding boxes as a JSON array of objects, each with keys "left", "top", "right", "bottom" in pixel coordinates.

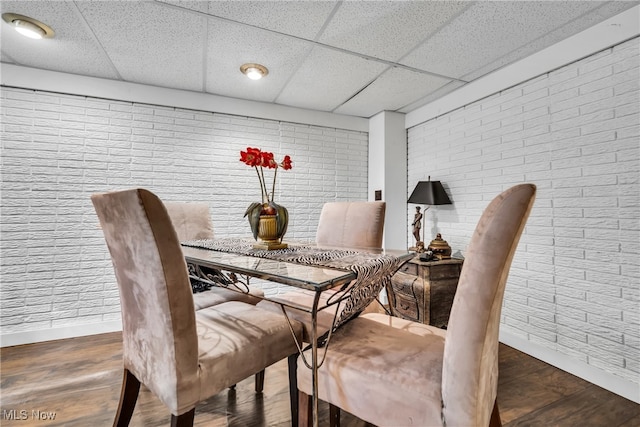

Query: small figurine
[{"left": 412, "top": 206, "right": 423, "bottom": 246}]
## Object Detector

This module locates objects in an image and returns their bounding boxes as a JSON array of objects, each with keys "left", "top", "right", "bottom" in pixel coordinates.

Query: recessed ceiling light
[
  {"left": 240, "top": 63, "right": 268, "bottom": 80},
  {"left": 2, "top": 13, "right": 55, "bottom": 40}
]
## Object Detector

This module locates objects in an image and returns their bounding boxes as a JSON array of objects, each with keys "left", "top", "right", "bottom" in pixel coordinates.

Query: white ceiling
[{"left": 0, "top": 1, "right": 637, "bottom": 119}]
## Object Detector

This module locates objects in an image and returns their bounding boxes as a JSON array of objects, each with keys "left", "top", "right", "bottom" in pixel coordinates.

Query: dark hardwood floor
[{"left": 1, "top": 332, "right": 637, "bottom": 426}]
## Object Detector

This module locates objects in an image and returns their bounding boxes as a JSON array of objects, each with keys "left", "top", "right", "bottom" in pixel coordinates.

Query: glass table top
[{"left": 182, "top": 246, "right": 356, "bottom": 292}]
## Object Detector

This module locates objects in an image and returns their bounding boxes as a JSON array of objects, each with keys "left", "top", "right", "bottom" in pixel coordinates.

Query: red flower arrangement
[
  {"left": 240, "top": 147, "right": 292, "bottom": 241},
  {"left": 240, "top": 147, "right": 292, "bottom": 204}
]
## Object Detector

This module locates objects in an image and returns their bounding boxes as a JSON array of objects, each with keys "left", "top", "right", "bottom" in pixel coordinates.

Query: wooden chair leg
[
  {"left": 170, "top": 408, "right": 195, "bottom": 427},
  {"left": 288, "top": 354, "right": 299, "bottom": 427},
  {"left": 113, "top": 369, "right": 140, "bottom": 427},
  {"left": 329, "top": 404, "right": 341, "bottom": 427},
  {"left": 489, "top": 399, "right": 502, "bottom": 427},
  {"left": 298, "top": 390, "right": 312, "bottom": 427},
  {"left": 255, "top": 369, "right": 265, "bottom": 393}
]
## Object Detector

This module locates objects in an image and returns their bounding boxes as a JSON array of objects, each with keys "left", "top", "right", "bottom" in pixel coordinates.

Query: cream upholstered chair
[
  {"left": 297, "top": 184, "right": 536, "bottom": 427},
  {"left": 164, "top": 202, "right": 214, "bottom": 241},
  {"left": 164, "top": 201, "right": 264, "bottom": 309},
  {"left": 315, "top": 201, "right": 388, "bottom": 317},
  {"left": 165, "top": 202, "right": 267, "bottom": 391},
  {"left": 315, "top": 201, "right": 385, "bottom": 249},
  {"left": 256, "top": 201, "right": 386, "bottom": 341},
  {"left": 92, "top": 189, "right": 303, "bottom": 426}
]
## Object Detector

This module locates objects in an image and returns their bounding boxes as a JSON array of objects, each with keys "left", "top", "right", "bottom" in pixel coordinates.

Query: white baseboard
[
  {"left": 500, "top": 329, "right": 640, "bottom": 404},
  {"left": 0, "top": 320, "right": 122, "bottom": 348}
]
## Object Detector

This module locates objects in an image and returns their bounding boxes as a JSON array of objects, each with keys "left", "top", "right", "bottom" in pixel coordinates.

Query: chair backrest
[
  {"left": 164, "top": 202, "right": 214, "bottom": 241},
  {"left": 91, "top": 189, "right": 199, "bottom": 414},
  {"left": 315, "top": 201, "right": 386, "bottom": 249},
  {"left": 442, "top": 184, "right": 536, "bottom": 426}
]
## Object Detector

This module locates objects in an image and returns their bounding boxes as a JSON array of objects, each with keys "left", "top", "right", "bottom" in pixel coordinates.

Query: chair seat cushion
[
  {"left": 360, "top": 312, "right": 447, "bottom": 339},
  {"left": 193, "top": 286, "right": 264, "bottom": 310},
  {"left": 297, "top": 315, "right": 445, "bottom": 427},
  {"left": 196, "top": 301, "right": 302, "bottom": 401}
]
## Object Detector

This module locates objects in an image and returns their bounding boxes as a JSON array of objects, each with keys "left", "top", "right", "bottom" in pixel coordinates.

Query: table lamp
[{"left": 408, "top": 177, "right": 452, "bottom": 253}]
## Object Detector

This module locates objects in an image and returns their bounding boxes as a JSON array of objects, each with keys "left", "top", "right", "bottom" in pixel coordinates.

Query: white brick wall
[
  {"left": 0, "top": 90, "right": 368, "bottom": 336},
  {"left": 408, "top": 37, "right": 639, "bottom": 386}
]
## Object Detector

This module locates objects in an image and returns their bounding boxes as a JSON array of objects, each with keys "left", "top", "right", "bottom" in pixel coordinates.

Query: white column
[{"left": 368, "top": 111, "right": 407, "bottom": 251}]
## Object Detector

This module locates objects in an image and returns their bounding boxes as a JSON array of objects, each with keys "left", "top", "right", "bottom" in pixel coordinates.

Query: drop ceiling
[{"left": 0, "top": 1, "right": 637, "bottom": 119}]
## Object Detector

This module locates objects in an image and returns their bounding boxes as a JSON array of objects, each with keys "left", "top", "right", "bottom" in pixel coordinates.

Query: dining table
[{"left": 181, "top": 237, "right": 413, "bottom": 427}]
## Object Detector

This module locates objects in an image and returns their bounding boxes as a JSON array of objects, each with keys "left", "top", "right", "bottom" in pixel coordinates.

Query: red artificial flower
[
  {"left": 261, "top": 151, "right": 278, "bottom": 169},
  {"left": 280, "top": 155, "right": 292, "bottom": 170},
  {"left": 240, "top": 147, "right": 262, "bottom": 167},
  {"left": 240, "top": 147, "right": 293, "bottom": 204}
]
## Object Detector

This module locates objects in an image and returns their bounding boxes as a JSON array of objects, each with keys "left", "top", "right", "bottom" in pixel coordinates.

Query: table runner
[{"left": 182, "top": 238, "right": 405, "bottom": 330}]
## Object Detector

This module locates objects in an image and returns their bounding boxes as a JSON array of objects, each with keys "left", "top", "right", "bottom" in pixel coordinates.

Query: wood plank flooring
[{"left": 1, "top": 332, "right": 638, "bottom": 426}]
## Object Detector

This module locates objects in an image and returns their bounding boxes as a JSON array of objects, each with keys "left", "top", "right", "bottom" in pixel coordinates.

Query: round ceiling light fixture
[
  {"left": 2, "top": 13, "right": 55, "bottom": 39},
  {"left": 240, "top": 63, "right": 268, "bottom": 80}
]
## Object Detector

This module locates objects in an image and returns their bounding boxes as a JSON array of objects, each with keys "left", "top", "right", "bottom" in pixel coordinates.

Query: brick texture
[
  {"left": 408, "top": 37, "right": 639, "bottom": 385},
  {"left": 0, "top": 93, "right": 368, "bottom": 334}
]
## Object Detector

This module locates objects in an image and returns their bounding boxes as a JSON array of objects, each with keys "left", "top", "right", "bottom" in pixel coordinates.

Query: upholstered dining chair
[
  {"left": 164, "top": 202, "right": 214, "bottom": 241},
  {"left": 164, "top": 201, "right": 264, "bottom": 309},
  {"left": 256, "top": 201, "right": 387, "bottom": 341},
  {"left": 316, "top": 200, "right": 388, "bottom": 315},
  {"left": 92, "top": 189, "right": 303, "bottom": 426},
  {"left": 297, "top": 184, "right": 536, "bottom": 427},
  {"left": 315, "top": 201, "right": 386, "bottom": 249}
]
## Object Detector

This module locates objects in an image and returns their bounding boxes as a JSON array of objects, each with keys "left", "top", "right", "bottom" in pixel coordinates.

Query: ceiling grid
[{"left": 0, "top": 0, "right": 636, "bottom": 118}]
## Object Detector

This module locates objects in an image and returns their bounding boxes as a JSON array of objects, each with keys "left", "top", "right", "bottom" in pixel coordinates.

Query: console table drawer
[
  {"left": 391, "top": 272, "right": 420, "bottom": 296},
  {"left": 387, "top": 257, "right": 463, "bottom": 328},
  {"left": 393, "top": 293, "right": 419, "bottom": 322},
  {"left": 397, "top": 261, "right": 418, "bottom": 276}
]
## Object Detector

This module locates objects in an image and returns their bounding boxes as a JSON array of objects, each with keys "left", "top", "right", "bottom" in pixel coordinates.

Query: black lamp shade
[{"left": 408, "top": 180, "right": 452, "bottom": 205}]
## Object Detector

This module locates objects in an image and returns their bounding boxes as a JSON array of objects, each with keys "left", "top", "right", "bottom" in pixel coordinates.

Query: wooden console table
[{"left": 387, "top": 257, "right": 463, "bottom": 328}]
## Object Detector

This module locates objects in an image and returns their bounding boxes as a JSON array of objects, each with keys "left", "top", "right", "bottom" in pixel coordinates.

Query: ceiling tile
[
  {"left": 205, "top": 20, "right": 311, "bottom": 103},
  {"left": 462, "top": 1, "right": 640, "bottom": 81},
  {"left": 402, "top": 1, "right": 609, "bottom": 80},
  {"left": 76, "top": 1, "right": 206, "bottom": 91},
  {"left": 205, "top": 0, "right": 339, "bottom": 40},
  {"left": 318, "top": 1, "right": 470, "bottom": 63},
  {"left": 1, "top": 51, "right": 13, "bottom": 63},
  {"left": 0, "top": 0, "right": 119, "bottom": 80},
  {"left": 398, "top": 81, "right": 467, "bottom": 114},
  {"left": 334, "top": 67, "right": 451, "bottom": 117},
  {"left": 157, "top": 0, "right": 210, "bottom": 14},
  {"left": 1, "top": 0, "right": 635, "bottom": 118},
  {"left": 275, "top": 46, "right": 388, "bottom": 112}
]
